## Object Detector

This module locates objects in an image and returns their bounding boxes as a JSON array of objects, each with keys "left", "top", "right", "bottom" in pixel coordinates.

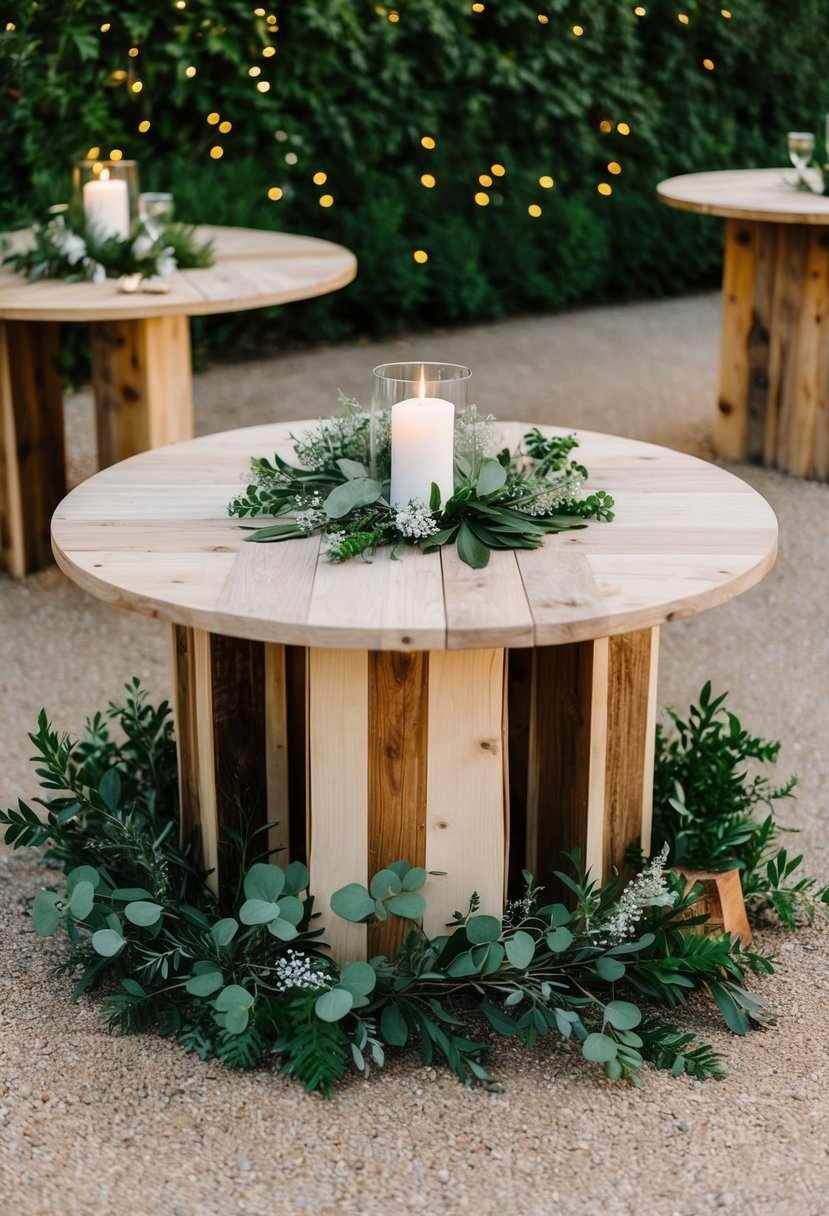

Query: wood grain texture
[
  {"left": 676, "top": 867, "right": 752, "bottom": 945},
  {"left": 0, "top": 226, "right": 357, "bottom": 322},
  {"left": 91, "top": 316, "right": 193, "bottom": 466},
  {"left": 776, "top": 229, "right": 829, "bottom": 477},
  {"left": 172, "top": 625, "right": 203, "bottom": 865},
  {"left": 367, "top": 651, "right": 428, "bottom": 957},
  {"left": 602, "top": 627, "right": 659, "bottom": 879},
  {"left": 307, "top": 648, "right": 369, "bottom": 962},
  {"left": 657, "top": 168, "right": 829, "bottom": 225},
  {"left": 0, "top": 319, "right": 65, "bottom": 576},
  {"left": 422, "top": 649, "right": 507, "bottom": 937},
  {"left": 715, "top": 220, "right": 759, "bottom": 460},
  {"left": 51, "top": 421, "right": 779, "bottom": 650}
]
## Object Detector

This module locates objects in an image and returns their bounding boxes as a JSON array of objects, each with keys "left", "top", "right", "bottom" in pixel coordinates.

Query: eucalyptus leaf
[
  {"left": 266, "top": 917, "right": 299, "bottom": 941},
  {"left": 243, "top": 863, "right": 284, "bottom": 903},
  {"left": 67, "top": 880, "right": 96, "bottom": 922},
  {"left": 124, "top": 901, "right": 163, "bottom": 928},
  {"left": 31, "top": 890, "right": 61, "bottom": 937},
  {"left": 224, "top": 1006, "right": 250, "bottom": 1035},
  {"left": 505, "top": 930, "right": 535, "bottom": 970},
  {"left": 324, "top": 477, "right": 382, "bottom": 519},
  {"left": 595, "top": 956, "right": 626, "bottom": 982},
  {"left": 315, "top": 987, "right": 354, "bottom": 1023},
  {"left": 210, "top": 918, "right": 239, "bottom": 947},
  {"left": 370, "top": 868, "right": 402, "bottom": 900},
  {"left": 340, "top": 961, "right": 377, "bottom": 998},
  {"left": 98, "top": 767, "right": 121, "bottom": 812},
  {"left": 386, "top": 893, "right": 426, "bottom": 920},
  {"left": 92, "top": 928, "right": 125, "bottom": 958},
  {"left": 330, "top": 883, "right": 376, "bottom": 923},
  {"left": 604, "top": 1000, "right": 642, "bottom": 1031},
  {"left": 582, "top": 1033, "right": 619, "bottom": 1064},
  {"left": 380, "top": 1003, "right": 409, "bottom": 1046},
  {"left": 240, "top": 898, "right": 282, "bottom": 926},
  {"left": 276, "top": 895, "right": 304, "bottom": 926},
  {"left": 282, "top": 861, "right": 310, "bottom": 896},
  {"left": 215, "top": 984, "right": 254, "bottom": 1012},
  {"left": 65, "top": 866, "right": 101, "bottom": 895},
  {"left": 401, "top": 866, "right": 428, "bottom": 891},
  {"left": 466, "top": 914, "right": 502, "bottom": 945},
  {"left": 185, "top": 970, "right": 224, "bottom": 997},
  {"left": 336, "top": 457, "right": 369, "bottom": 479},
  {"left": 545, "top": 926, "right": 574, "bottom": 953},
  {"left": 476, "top": 458, "right": 507, "bottom": 497}
]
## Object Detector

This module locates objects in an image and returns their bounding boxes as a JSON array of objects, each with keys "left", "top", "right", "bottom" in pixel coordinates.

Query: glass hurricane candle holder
[
  {"left": 72, "top": 159, "right": 140, "bottom": 241},
  {"left": 138, "top": 192, "right": 175, "bottom": 240},
  {"left": 373, "top": 361, "right": 472, "bottom": 508}
]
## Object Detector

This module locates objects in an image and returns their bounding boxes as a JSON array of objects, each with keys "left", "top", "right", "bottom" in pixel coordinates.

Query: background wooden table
[
  {"left": 0, "top": 226, "right": 356, "bottom": 577},
  {"left": 657, "top": 167, "right": 829, "bottom": 481},
  {"left": 51, "top": 421, "right": 778, "bottom": 961}
]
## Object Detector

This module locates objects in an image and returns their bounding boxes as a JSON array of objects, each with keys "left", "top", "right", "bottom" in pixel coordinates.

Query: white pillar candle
[
  {"left": 390, "top": 370, "right": 455, "bottom": 507},
  {"left": 83, "top": 169, "right": 130, "bottom": 241}
]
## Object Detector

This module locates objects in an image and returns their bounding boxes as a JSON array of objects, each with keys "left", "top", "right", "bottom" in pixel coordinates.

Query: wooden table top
[
  {"left": 0, "top": 225, "right": 356, "bottom": 322},
  {"left": 657, "top": 168, "right": 829, "bottom": 225},
  {"left": 51, "top": 422, "right": 778, "bottom": 651}
]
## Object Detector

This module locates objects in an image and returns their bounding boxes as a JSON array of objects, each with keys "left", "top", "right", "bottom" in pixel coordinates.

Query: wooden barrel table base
[
  {"left": 657, "top": 168, "right": 829, "bottom": 480},
  {"left": 51, "top": 421, "right": 778, "bottom": 962}
]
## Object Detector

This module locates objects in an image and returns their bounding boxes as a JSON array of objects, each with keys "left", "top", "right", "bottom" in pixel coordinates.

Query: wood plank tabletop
[
  {"left": 0, "top": 226, "right": 356, "bottom": 322},
  {"left": 50, "top": 422, "right": 778, "bottom": 650},
  {"left": 657, "top": 168, "right": 829, "bottom": 225}
]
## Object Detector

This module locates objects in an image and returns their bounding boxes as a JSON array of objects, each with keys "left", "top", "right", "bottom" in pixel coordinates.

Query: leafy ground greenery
[
  {"left": 3, "top": 1, "right": 829, "bottom": 360},
  {"left": 4, "top": 679, "right": 817, "bottom": 1097}
]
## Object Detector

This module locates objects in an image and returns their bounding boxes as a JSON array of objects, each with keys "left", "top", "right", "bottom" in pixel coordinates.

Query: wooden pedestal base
[
  {"left": 716, "top": 217, "right": 829, "bottom": 480},
  {"left": 0, "top": 320, "right": 65, "bottom": 578},
  {"left": 677, "top": 866, "right": 752, "bottom": 945},
  {"left": 172, "top": 625, "right": 659, "bottom": 962}
]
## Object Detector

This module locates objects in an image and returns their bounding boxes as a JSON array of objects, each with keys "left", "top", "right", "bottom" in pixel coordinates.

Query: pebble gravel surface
[{"left": 1, "top": 293, "right": 827, "bottom": 1216}]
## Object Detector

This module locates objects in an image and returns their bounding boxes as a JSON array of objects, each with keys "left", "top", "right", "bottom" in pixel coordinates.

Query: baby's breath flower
[
  {"left": 394, "top": 499, "right": 440, "bottom": 540},
  {"left": 271, "top": 949, "right": 328, "bottom": 993},
  {"left": 592, "top": 843, "right": 676, "bottom": 943}
]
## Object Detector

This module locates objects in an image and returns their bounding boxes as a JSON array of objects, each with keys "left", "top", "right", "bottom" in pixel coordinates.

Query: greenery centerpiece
[
  {"left": 1, "top": 204, "right": 214, "bottom": 284},
  {"left": 228, "top": 400, "right": 615, "bottom": 568}
]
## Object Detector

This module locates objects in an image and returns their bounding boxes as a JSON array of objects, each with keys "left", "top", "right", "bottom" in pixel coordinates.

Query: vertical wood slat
[
  {"left": 367, "top": 651, "right": 429, "bottom": 958},
  {"left": 745, "top": 223, "right": 777, "bottom": 464},
  {"left": 603, "top": 627, "right": 659, "bottom": 879},
  {"left": 714, "top": 219, "right": 759, "bottom": 460},
  {"left": 307, "top": 648, "right": 369, "bottom": 961},
  {"left": 264, "top": 643, "right": 291, "bottom": 863},
  {"left": 90, "top": 316, "right": 193, "bottom": 468},
  {"left": 172, "top": 624, "right": 202, "bottom": 860},
  {"left": 765, "top": 225, "right": 809, "bottom": 470},
  {"left": 814, "top": 234, "right": 829, "bottom": 480},
  {"left": 776, "top": 228, "right": 829, "bottom": 477},
  {"left": 0, "top": 319, "right": 65, "bottom": 577},
  {"left": 422, "top": 650, "right": 507, "bottom": 938},
  {"left": 522, "top": 639, "right": 608, "bottom": 900}
]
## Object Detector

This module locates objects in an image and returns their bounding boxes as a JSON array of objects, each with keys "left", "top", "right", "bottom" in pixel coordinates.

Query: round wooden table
[
  {"left": 51, "top": 421, "right": 778, "bottom": 962},
  {"left": 0, "top": 225, "right": 356, "bottom": 578},
  {"left": 657, "top": 168, "right": 829, "bottom": 481}
]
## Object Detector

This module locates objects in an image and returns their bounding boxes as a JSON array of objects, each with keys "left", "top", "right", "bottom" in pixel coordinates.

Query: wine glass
[
  {"left": 138, "top": 192, "right": 174, "bottom": 241},
  {"left": 787, "top": 131, "right": 815, "bottom": 175}
]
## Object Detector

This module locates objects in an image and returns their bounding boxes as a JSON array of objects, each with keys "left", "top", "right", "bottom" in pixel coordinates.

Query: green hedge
[{"left": 2, "top": 0, "right": 829, "bottom": 355}]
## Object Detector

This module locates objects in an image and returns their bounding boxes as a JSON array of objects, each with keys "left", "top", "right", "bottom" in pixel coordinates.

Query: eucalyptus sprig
[{"left": 228, "top": 404, "right": 614, "bottom": 568}]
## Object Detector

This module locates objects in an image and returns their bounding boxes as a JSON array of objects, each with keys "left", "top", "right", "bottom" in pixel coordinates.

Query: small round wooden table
[
  {"left": 0, "top": 225, "right": 356, "bottom": 578},
  {"left": 51, "top": 422, "right": 777, "bottom": 961},
  {"left": 657, "top": 168, "right": 829, "bottom": 481}
]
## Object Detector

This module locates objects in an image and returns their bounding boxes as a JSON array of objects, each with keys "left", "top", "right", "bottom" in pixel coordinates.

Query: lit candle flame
[
  {"left": 418, "top": 366, "right": 426, "bottom": 399},
  {"left": 100, "top": 168, "right": 111, "bottom": 181}
]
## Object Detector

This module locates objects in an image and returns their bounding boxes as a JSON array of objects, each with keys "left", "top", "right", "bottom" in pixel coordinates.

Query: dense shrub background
[{"left": 2, "top": 0, "right": 829, "bottom": 357}]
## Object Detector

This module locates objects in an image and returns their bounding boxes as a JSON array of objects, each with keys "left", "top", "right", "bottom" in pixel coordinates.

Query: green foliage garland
[
  {"left": 228, "top": 403, "right": 614, "bottom": 568},
  {"left": 1, "top": 683, "right": 780, "bottom": 1097}
]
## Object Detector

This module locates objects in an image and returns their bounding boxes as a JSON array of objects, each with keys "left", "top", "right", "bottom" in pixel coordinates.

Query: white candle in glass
[
  {"left": 390, "top": 367, "right": 455, "bottom": 506},
  {"left": 83, "top": 168, "right": 130, "bottom": 240}
]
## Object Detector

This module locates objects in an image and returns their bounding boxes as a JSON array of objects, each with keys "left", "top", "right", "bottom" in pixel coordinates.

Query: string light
[
  {"left": 617, "top": 122, "right": 631, "bottom": 135},
  {"left": 703, "top": 58, "right": 714, "bottom": 70},
  {"left": 210, "top": 146, "right": 224, "bottom": 159},
  {"left": 478, "top": 173, "right": 493, "bottom": 186},
  {"left": 721, "top": 7, "right": 731, "bottom": 15},
  {"left": 219, "top": 120, "right": 232, "bottom": 132},
  {"left": 599, "top": 120, "right": 612, "bottom": 133},
  {"left": 388, "top": 9, "right": 400, "bottom": 20},
  {"left": 267, "top": 186, "right": 283, "bottom": 200},
  {"left": 100, "top": 23, "right": 110, "bottom": 32},
  {"left": 537, "top": 14, "right": 549, "bottom": 24},
  {"left": 185, "top": 66, "right": 197, "bottom": 78},
  {"left": 421, "top": 174, "right": 436, "bottom": 188},
  {"left": 254, "top": 7, "right": 266, "bottom": 14},
  {"left": 319, "top": 194, "right": 334, "bottom": 207},
  {"left": 257, "top": 81, "right": 271, "bottom": 92},
  {"left": 538, "top": 175, "right": 554, "bottom": 188},
  {"left": 207, "top": 112, "right": 220, "bottom": 124},
  {"left": 421, "top": 136, "right": 436, "bottom": 149},
  {"left": 572, "top": 25, "right": 584, "bottom": 36},
  {"left": 528, "top": 204, "right": 542, "bottom": 217},
  {"left": 285, "top": 151, "right": 298, "bottom": 164},
  {"left": 275, "top": 129, "right": 288, "bottom": 141},
  {"left": 474, "top": 191, "right": 490, "bottom": 205},
  {"left": 490, "top": 163, "right": 506, "bottom": 176},
  {"left": 471, "top": 2, "right": 485, "bottom": 11},
  {"left": 263, "top": 46, "right": 276, "bottom": 57},
  {"left": 677, "top": 13, "right": 689, "bottom": 24},
  {"left": 413, "top": 250, "right": 429, "bottom": 264},
  {"left": 131, "top": 81, "right": 143, "bottom": 93},
  {"left": 266, "top": 14, "right": 277, "bottom": 24},
  {"left": 313, "top": 171, "right": 328, "bottom": 185},
  {"left": 138, "top": 121, "right": 151, "bottom": 133},
  {"left": 634, "top": 5, "right": 646, "bottom": 14},
  {"left": 110, "top": 148, "right": 123, "bottom": 161},
  {"left": 249, "top": 66, "right": 262, "bottom": 77},
  {"left": 175, "top": 1, "right": 186, "bottom": 8},
  {"left": 607, "top": 161, "right": 621, "bottom": 174},
  {"left": 128, "top": 47, "right": 139, "bottom": 57},
  {"left": 87, "top": 147, "right": 101, "bottom": 159},
  {"left": 110, "top": 70, "right": 127, "bottom": 83},
  {"left": 598, "top": 183, "right": 613, "bottom": 196}
]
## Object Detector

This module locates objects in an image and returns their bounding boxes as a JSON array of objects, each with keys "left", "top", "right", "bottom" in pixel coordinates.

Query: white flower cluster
[
  {"left": 514, "top": 473, "right": 583, "bottom": 516},
  {"left": 46, "top": 215, "right": 106, "bottom": 281},
  {"left": 292, "top": 402, "right": 372, "bottom": 471},
  {"left": 293, "top": 492, "right": 326, "bottom": 533},
  {"left": 596, "top": 844, "right": 676, "bottom": 944},
  {"left": 454, "top": 405, "right": 497, "bottom": 468},
  {"left": 394, "top": 499, "right": 440, "bottom": 539},
  {"left": 271, "top": 949, "right": 328, "bottom": 993}
]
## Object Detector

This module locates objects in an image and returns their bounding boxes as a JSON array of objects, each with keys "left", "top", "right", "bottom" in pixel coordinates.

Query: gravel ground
[{"left": 1, "top": 291, "right": 828, "bottom": 1215}]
